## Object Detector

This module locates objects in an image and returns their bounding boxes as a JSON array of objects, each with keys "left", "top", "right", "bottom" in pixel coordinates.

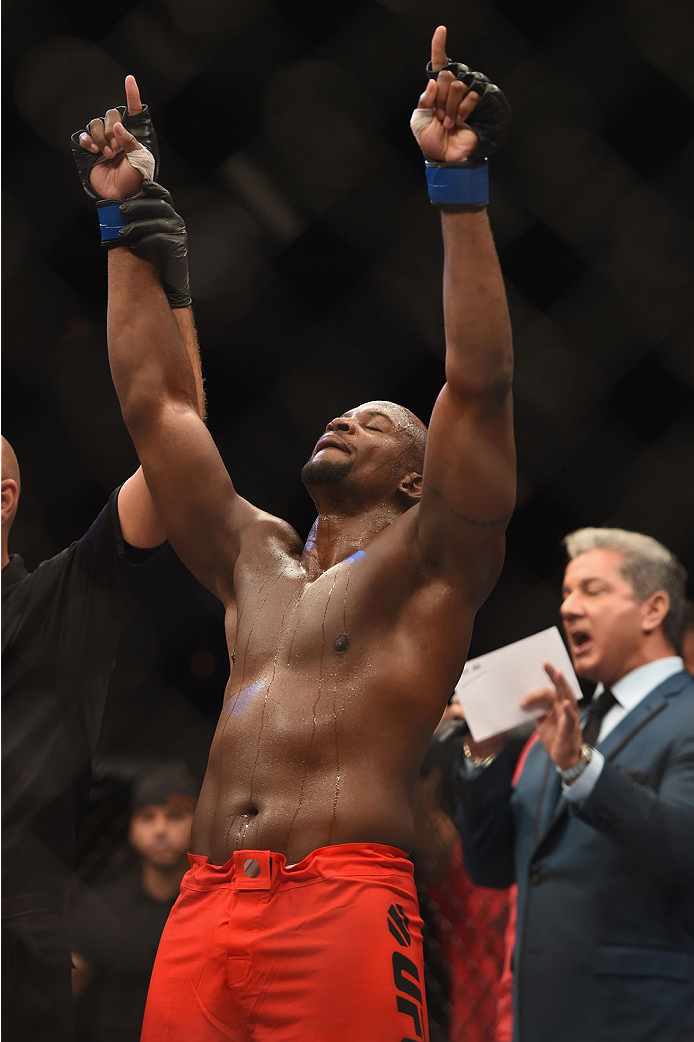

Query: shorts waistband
[{"left": 183, "top": 842, "right": 412, "bottom": 892}]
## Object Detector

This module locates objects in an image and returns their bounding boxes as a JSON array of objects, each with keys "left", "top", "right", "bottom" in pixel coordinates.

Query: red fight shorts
[{"left": 141, "top": 843, "right": 429, "bottom": 1042}]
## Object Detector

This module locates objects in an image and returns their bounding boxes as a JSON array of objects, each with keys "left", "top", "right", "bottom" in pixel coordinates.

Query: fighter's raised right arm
[
  {"left": 75, "top": 79, "right": 271, "bottom": 602},
  {"left": 106, "top": 223, "right": 263, "bottom": 605}
]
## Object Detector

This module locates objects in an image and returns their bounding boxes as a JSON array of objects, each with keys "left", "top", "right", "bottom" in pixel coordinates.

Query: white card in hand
[{"left": 456, "top": 626, "right": 582, "bottom": 742}]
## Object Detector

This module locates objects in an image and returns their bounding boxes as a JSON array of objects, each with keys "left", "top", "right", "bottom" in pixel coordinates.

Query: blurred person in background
[
  {"left": 456, "top": 527, "right": 694, "bottom": 1042},
  {"left": 75, "top": 25, "right": 516, "bottom": 1041},
  {"left": 411, "top": 693, "right": 530, "bottom": 1041},
  {"left": 2, "top": 104, "right": 204, "bottom": 1042},
  {"left": 71, "top": 763, "right": 197, "bottom": 1042}
]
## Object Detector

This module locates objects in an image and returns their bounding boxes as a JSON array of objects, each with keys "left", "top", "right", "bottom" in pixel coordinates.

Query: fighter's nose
[{"left": 327, "top": 417, "right": 354, "bottom": 433}]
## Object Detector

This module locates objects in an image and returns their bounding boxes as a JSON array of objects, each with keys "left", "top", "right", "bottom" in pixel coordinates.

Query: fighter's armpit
[{"left": 423, "top": 480, "right": 512, "bottom": 528}]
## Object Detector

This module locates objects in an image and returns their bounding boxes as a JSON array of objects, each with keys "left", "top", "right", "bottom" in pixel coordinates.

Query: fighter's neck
[{"left": 302, "top": 507, "right": 399, "bottom": 578}]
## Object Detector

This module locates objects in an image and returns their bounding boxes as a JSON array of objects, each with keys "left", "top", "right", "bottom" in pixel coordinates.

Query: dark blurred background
[{"left": 4, "top": 0, "right": 694, "bottom": 787}]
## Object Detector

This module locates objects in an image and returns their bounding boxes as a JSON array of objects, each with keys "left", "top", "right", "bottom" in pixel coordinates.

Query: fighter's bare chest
[{"left": 229, "top": 551, "right": 368, "bottom": 673}]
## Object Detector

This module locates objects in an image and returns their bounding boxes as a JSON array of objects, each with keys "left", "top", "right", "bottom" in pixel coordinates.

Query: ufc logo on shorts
[{"left": 387, "top": 904, "right": 425, "bottom": 1042}]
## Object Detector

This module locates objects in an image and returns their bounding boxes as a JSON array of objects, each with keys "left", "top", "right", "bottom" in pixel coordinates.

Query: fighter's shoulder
[
  {"left": 235, "top": 506, "right": 303, "bottom": 557},
  {"left": 362, "top": 509, "right": 470, "bottom": 605}
]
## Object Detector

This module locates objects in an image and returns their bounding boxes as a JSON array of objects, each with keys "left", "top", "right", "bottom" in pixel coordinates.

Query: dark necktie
[{"left": 582, "top": 687, "right": 617, "bottom": 746}]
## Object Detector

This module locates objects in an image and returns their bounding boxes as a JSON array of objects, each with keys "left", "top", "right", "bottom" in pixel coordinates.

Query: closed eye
[{"left": 365, "top": 425, "right": 383, "bottom": 432}]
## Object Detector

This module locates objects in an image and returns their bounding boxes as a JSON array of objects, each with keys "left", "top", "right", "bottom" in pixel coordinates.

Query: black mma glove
[
  {"left": 426, "top": 60, "right": 511, "bottom": 160},
  {"left": 71, "top": 104, "right": 160, "bottom": 200},
  {"left": 414, "top": 59, "right": 511, "bottom": 209},
  {"left": 99, "top": 180, "right": 191, "bottom": 308}
]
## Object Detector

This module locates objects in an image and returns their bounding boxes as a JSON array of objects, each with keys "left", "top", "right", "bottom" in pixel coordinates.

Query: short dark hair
[{"left": 131, "top": 761, "right": 198, "bottom": 812}]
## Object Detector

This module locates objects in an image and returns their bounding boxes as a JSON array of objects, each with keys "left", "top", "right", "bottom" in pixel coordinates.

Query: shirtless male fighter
[{"left": 77, "top": 26, "right": 515, "bottom": 1041}]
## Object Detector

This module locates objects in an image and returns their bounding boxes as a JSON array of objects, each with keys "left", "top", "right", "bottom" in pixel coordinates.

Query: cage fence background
[{"left": 3, "top": 0, "right": 694, "bottom": 1036}]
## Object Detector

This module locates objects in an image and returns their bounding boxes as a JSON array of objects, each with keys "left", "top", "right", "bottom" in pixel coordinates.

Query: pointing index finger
[
  {"left": 431, "top": 25, "right": 448, "bottom": 73},
  {"left": 125, "top": 74, "right": 142, "bottom": 116}
]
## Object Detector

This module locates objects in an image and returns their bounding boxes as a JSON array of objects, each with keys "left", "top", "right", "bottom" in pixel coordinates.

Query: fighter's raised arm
[
  {"left": 102, "top": 127, "right": 284, "bottom": 606},
  {"left": 411, "top": 26, "right": 515, "bottom": 608},
  {"left": 72, "top": 76, "right": 207, "bottom": 551},
  {"left": 75, "top": 76, "right": 282, "bottom": 603}
]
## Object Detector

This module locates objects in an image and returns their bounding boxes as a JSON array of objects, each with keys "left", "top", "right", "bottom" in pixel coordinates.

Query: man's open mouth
[{"left": 570, "top": 630, "right": 592, "bottom": 653}]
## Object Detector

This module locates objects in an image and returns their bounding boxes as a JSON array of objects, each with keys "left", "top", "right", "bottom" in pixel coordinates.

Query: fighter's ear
[{"left": 398, "top": 471, "right": 422, "bottom": 503}]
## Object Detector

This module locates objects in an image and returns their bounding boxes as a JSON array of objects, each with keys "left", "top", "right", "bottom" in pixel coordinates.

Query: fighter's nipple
[{"left": 333, "top": 632, "right": 349, "bottom": 654}]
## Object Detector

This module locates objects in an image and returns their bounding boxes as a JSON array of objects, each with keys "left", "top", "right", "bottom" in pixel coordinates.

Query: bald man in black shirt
[
  {"left": 1, "top": 237, "right": 206, "bottom": 1036},
  {"left": 1, "top": 439, "right": 174, "bottom": 1040}
]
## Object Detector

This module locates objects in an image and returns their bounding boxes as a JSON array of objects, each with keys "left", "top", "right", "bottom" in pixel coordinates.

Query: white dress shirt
[{"left": 564, "top": 656, "right": 684, "bottom": 802}]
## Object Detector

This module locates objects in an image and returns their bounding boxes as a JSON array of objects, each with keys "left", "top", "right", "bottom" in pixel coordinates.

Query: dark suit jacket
[{"left": 456, "top": 669, "right": 694, "bottom": 1042}]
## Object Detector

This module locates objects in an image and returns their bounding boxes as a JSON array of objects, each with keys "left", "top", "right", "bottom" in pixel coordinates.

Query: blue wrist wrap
[
  {"left": 425, "top": 162, "right": 489, "bottom": 208},
  {"left": 96, "top": 199, "right": 126, "bottom": 245}
]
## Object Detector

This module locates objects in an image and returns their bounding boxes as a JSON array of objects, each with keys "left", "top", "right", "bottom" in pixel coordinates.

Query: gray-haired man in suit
[{"left": 457, "top": 527, "right": 694, "bottom": 1042}]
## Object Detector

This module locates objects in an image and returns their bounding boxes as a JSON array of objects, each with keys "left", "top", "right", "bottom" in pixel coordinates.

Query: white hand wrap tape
[
  {"left": 410, "top": 105, "right": 434, "bottom": 146},
  {"left": 126, "top": 146, "right": 156, "bottom": 182}
]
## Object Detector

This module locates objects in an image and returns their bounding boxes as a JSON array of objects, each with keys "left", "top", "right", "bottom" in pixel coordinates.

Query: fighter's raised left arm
[{"left": 413, "top": 27, "right": 515, "bottom": 606}]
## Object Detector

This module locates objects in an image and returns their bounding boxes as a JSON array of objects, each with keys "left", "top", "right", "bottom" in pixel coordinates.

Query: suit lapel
[
  {"left": 597, "top": 684, "right": 671, "bottom": 762},
  {"left": 534, "top": 758, "right": 564, "bottom": 844}
]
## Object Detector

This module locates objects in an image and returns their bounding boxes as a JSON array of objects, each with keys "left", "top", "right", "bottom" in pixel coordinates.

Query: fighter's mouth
[{"left": 315, "top": 435, "right": 351, "bottom": 454}]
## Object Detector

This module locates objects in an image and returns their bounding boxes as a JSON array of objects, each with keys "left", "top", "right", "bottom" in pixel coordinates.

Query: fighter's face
[
  {"left": 560, "top": 549, "right": 653, "bottom": 686},
  {"left": 302, "top": 402, "right": 422, "bottom": 493}
]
